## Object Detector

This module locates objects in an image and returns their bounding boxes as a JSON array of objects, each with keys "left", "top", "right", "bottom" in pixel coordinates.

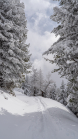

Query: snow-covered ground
[{"left": 0, "top": 88, "right": 78, "bottom": 139}]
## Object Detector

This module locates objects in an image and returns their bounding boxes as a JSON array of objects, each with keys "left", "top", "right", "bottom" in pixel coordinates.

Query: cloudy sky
[{"left": 21, "top": 0, "right": 67, "bottom": 87}]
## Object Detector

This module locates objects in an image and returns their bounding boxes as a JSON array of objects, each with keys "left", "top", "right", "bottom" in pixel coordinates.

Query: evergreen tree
[
  {"left": 43, "top": 73, "right": 53, "bottom": 97},
  {"left": 37, "top": 69, "right": 44, "bottom": 96},
  {"left": 0, "top": 0, "right": 31, "bottom": 91},
  {"left": 50, "top": 83, "right": 56, "bottom": 100},
  {"left": 44, "top": 0, "right": 78, "bottom": 116},
  {"left": 22, "top": 69, "right": 44, "bottom": 96},
  {"left": 22, "top": 74, "right": 31, "bottom": 96},
  {"left": 67, "top": 81, "right": 78, "bottom": 117},
  {"left": 59, "top": 81, "right": 67, "bottom": 105},
  {"left": 56, "top": 88, "right": 61, "bottom": 101},
  {"left": 30, "top": 67, "right": 39, "bottom": 96},
  {"left": 66, "top": 82, "right": 71, "bottom": 97}
]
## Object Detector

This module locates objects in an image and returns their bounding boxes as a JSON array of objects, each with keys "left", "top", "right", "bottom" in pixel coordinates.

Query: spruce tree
[
  {"left": 30, "top": 67, "right": 39, "bottom": 96},
  {"left": 37, "top": 69, "right": 44, "bottom": 96},
  {"left": 0, "top": 0, "right": 31, "bottom": 91},
  {"left": 22, "top": 74, "right": 31, "bottom": 95},
  {"left": 43, "top": 73, "right": 53, "bottom": 98},
  {"left": 44, "top": 0, "right": 78, "bottom": 116},
  {"left": 57, "top": 81, "right": 67, "bottom": 105},
  {"left": 50, "top": 83, "right": 56, "bottom": 100}
]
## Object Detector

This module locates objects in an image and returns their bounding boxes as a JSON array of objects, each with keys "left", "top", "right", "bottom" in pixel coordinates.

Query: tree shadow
[{"left": 0, "top": 107, "right": 78, "bottom": 139}]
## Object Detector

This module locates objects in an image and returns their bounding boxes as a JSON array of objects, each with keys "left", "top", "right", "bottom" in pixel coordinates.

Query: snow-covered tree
[
  {"left": 30, "top": 67, "right": 39, "bottom": 96},
  {"left": 37, "top": 69, "right": 44, "bottom": 96},
  {"left": 44, "top": 0, "right": 78, "bottom": 116},
  {"left": 22, "top": 74, "right": 31, "bottom": 96},
  {"left": 43, "top": 73, "right": 53, "bottom": 98},
  {"left": 22, "top": 69, "right": 44, "bottom": 96},
  {"left": 66, "top": 82, "right": 71, "bottom": 97},
  {"left": 50, "top": 83, "right": 56, "bottom": 100},
  {"left": 67, "top": 81, "right": 78, "bottom": 117},
  {"left": 57, "top": 81, "right": 67, "bottom": 105},
  {"left": 56, "top": 88, "right": 61, "bottom": 100},
  {"left": 0, "top": 0, "right": 31, "bottom": 91}
]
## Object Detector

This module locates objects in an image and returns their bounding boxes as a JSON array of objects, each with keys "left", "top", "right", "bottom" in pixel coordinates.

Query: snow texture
[
  {"left": 0, "top": 88, "right": 78, "bottom": 139},
  {"left": 0, "top": 0, "right": 31, "bottom": 89}
]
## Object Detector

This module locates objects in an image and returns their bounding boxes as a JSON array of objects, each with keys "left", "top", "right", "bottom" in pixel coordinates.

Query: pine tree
[
  {"left": 50, "top": 83, "right": 56, "bottom": 100},
  {"left": 43, "top": 73, "right": 53, "bottom": 98},
  {"left": 22, "top": 74, "right": 31, "bottom": 96},
  {"left": 30, "top": 67, "right": 39, "bottom": 96},
  {"left": 23, "top": 68, "right": 44, "bottom": 97},
  {"left": 44, "top": 0, "right": 78, "bottom": 116},
  {"left": 67, "top": 81, "right": 78, "bottom": 117},
  {"left": 58, "top": 81, "right": 67, "bottom": 105},
  {"left": 66, "top": 82, "right": 71, "bottom": 97},
  {"left": 0, "top": 0, "right": 31, "bottom": 91},
  {"left": 56, "top": 88, "right": 61, "bottom": 101},
  {"left": 37, "top": 69, "right": 44, "bottom": 96}
]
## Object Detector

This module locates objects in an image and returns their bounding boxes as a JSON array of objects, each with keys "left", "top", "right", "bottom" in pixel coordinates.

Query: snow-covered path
[{"left": 0, "top": 89, "right": 78, "bottom": 139}]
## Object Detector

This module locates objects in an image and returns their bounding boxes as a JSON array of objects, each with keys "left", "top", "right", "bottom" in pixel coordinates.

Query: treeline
[{"left": 22, "top": 67, "right": 70, "bottom": 109}]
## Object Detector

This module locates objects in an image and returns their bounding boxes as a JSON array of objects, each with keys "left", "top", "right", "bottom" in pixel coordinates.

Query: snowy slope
[{"left": 0, "top": 88, "right": 78, "bottom": 139}]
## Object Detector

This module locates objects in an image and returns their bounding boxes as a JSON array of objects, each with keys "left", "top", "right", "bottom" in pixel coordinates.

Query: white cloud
[
  {"left": 21, "top": 0, "right": 58, "bottom": 34},
  {"left": 27, "top": 30, "right": 59, "bottom": 59},
  {"left": 20, "top": 0, "right": 67, "bottom": 87},
  {"left": 21, "top": 0, "right": 56, "bottom": 16}
]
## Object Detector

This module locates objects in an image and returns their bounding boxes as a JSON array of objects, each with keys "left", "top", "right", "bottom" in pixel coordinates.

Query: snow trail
[{"left": 0, "top": 89, "right": 78, "bottom": 139}]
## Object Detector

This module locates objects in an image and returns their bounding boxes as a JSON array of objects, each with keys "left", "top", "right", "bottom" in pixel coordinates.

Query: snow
[{"left": 0, "top": 88, "right": 78, "bottom": 139}]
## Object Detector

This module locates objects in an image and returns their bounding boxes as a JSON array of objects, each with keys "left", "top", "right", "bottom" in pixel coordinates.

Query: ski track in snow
[
  {"left": 0, "top": 89, "right": 78, "bottom": 139},
  {"left": 28, "top": 97, "right": 78, "bottom": 139}
]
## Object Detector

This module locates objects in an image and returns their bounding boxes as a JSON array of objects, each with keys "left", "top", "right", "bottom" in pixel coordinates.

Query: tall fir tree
[
  {"left": 43, "top": 73, "right": 53, "bottom": 98},
  {"left": 30, "top": 67, "right": 39, "bottom": 96},
  {"left": 37, "top": 69, "right": 44, "bottom": 96},
  {"left": 50, "top": 83, "right": 56, "bottom": 100},
  {"left": 44, "top": 0, "right": 78, "bottom": 116},
  {"left": 22, "top": 74, "right": 31, "bottom": 96},
  {"left": 0, "top": 0, "right": 31, "bottom": 91},
  {"left": 58, "top": 81, "right": 67, "bottom": 105}
]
